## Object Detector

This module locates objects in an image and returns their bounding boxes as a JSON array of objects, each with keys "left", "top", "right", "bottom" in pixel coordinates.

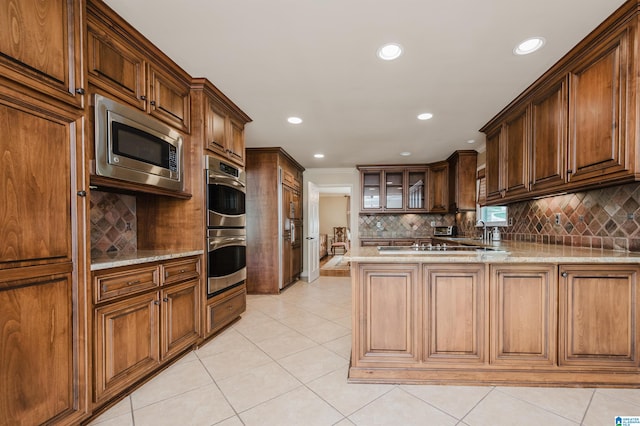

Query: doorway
[{"left": 318, "top": 186, "right": 351, "bottom": 277}]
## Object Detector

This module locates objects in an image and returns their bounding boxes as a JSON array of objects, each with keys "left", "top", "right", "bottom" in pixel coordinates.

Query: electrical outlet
[
  {"left": 508, "top": 217, "right": 513, "bottom": 226},
  {"left": 554, "top": 213, "right": 561, "bottom": 225},
  {"left": 430, "top": 221, "right": 436, "bottom": 226}
]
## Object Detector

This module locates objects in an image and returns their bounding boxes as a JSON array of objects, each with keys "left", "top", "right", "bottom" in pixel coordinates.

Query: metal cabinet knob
[{"left": 561, "top": 272, "right": 568, "bottom": 277}]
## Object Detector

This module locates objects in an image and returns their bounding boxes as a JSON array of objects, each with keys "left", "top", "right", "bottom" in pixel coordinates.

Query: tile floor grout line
[
  {"left": 344, "top": 385, "right": 399, "bottom": 423},
  {"left": 458, "top": 386, "right": 496, "bottom": 424},
  {"left": 395, "top": 386, "right": 463, "bottom": 423},
  {"left": 194, "top": 350, "right": 246, "bottom": 421},
  {"left": 579, "top": 388, "right": 597, "bottom": 426}
]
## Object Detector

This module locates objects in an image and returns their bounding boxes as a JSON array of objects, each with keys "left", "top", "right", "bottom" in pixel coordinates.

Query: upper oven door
[{"left": 207, "top": 168, "right": 246, "bottom": 228}]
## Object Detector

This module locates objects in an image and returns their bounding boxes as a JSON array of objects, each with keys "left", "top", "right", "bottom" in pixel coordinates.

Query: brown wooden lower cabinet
[
  {"left": 350, "top": 261, "right": 640, "bottom": 387},
  {"left": 0, "top": 267, "right": 82, "bottom": 425},
  {"left": 424, "top": 264, "right": 485, "bottom": 364},
  {"left": 206, "top": 284, "right": 247, "bottom": 336},
  {"left": 559, "top": 264, "right": 640, "bottom": 368},
  {"left": 490, "top": 264, "right": 556, "bottom": 366},
  {"left": 353, "top": 264, "right": 420, "bottom": 366},
  {"left": 94, "top": 291, "right": 160, "bottom": 403},
  {"left": 92, "top": 257, "right": 201, "bottom": 404}
]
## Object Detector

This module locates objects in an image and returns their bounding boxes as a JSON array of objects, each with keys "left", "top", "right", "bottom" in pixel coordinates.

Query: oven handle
[
  {"left": 208, "top": 237, "right": 246, "bottom": 251},
  {"left": 208, "top": 174, "right": 246, "bottom": 190}
]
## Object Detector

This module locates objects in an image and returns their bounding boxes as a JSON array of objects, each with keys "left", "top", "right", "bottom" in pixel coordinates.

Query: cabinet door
[
  {"left": 568, "top": 28, "right": 629, "bottom": 183},
  {"left": 531, "top": 79, "right": 568, "bottom": 192},
  {"left": 361, "top": 170, "right": 383, "bottom": 212},
  {"left": 490, "top": 264, "right": 556, "bottom": 365},
  {"left": 229, "top": 117, "right": 246, "bottom": 166},
  {"left": 448, "top": 151, "right": 478, "bottom": 212},
  {"left": 87, "top": 16, "right": 147, "bottom": 111},
  {"left": 0, "top": 270, "right": 77, "bottom": 425},
  {"left": 485, "top": 129, "right": 502, "bottom": 202},
  {"left": 384, "top": 170, "right": 404, "bottom": 211},
  {"left": 353, "top": 264, "right": 420, "bottom": 365},
  {"left": 503, "top": 108, "right": 529, "bottom": 198},
  {"left": 205, "top": 98, "right": 228, "bottom": 157},
  {"left": 94, "top": 292, "right": 160, "bottom": 403},
  {"left": 406, "top": 168, "right": 427, "bottom": 211},
  {"left": 0, "top": 90, "right": 88, "bottom": 424},
  {"left": 424, "top": 264, "right": 485, "bottom": 364},
  {"left": 0, "top": 0, "right": 84, "bottom": 107},
  {"left": 148, "top": 65, "right": 191, "bottom": 133},
  {"left": 427, "top": 163, "right": 448, "bottom": 213},
  {"left": 161, "top": 279, "right": 201, "bottom": 360},
  {"left": 559, "top": 265, "right": 640, "bottom": 368}
]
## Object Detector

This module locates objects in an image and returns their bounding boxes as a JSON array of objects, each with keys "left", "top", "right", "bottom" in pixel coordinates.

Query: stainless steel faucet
[{"left": 478, "top": 220, "right": 490, "bottom": 241}]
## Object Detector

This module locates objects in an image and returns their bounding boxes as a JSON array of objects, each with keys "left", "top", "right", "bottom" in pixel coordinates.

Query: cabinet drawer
[
  {"left": 161, "top": 257, "right": 200, "bottom": 285},
  {"left": 206, "top": 287, "right": 246, "bottom": 335},
  {"left": 95, "top": 266, "right": 159, "bottom": 303}
]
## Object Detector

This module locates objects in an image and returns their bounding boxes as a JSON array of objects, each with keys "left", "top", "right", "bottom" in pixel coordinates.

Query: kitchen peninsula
[{"left": 345, "top": 239, "right": 640, "bottom": 387}]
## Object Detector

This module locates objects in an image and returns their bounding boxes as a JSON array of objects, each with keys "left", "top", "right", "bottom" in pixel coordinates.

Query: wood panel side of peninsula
[{"left": 348, "top": 252, "right": 640, "bottom": 387}]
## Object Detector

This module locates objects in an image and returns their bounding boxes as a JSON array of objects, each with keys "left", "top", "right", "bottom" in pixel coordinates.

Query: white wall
[
  {"left": 320, "top": 195, "right": 348, "bottom": 236},
  {"left": 302, "top": 167, "right": 360, "bottom": 279}
]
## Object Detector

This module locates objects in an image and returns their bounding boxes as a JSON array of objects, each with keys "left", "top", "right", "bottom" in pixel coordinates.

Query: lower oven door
[{"left": 207, "top": 228, "right": 246, "bottom": 298}]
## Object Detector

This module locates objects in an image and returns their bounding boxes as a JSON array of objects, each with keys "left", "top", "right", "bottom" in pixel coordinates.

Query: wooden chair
[{"left": 331, "top": 227, "right": 349, "bottom": 255}]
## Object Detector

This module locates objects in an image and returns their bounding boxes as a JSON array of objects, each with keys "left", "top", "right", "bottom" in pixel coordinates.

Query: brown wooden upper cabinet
[
  {"left": 567, "top": 26, "right": 630, "bottom": 184},
  {"left": 0, "top": 0, "right": 85, "bottom": 108},
  {"left": 358, "top": 162, "right": 462, "bottom": 214},
  {"left": 484, "top": 106, "right": 530, "bottom": 203},
  {"left": 480, "top": 4, "right": 636, "bottom": 204},
  {"left": 448, "top": 150, "right": 478, "bottom": 212},
  {"left": 427, "top": 161, "right": 449, "bottom": 213},
  {"left": 359, "top": 166, "right": 429, "bottom": 213},
  {"left": 87, "top": 1, "right": 191, "bottom": 133},
  {"left": 191, "top": 78, "right": 251, "bottom": 166}
]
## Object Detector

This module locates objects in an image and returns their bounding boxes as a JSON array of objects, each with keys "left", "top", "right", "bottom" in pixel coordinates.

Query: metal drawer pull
[
  {"left": 163, "top": 297, "right": 169, "bottom": 302},
  {"left": 127, "top": 280, "right": 141, "bottom": 285},
  {"left": 180, "top": 269, "right": 186, "bottom": 273}
]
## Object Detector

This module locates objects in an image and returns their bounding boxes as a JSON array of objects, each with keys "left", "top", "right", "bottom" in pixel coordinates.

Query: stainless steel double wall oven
[{"left": 205, "top": 156, "right": 246, "bottom": 297}]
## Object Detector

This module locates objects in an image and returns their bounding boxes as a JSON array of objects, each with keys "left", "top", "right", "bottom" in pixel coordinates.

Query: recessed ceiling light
[
  {"left": 417, "top": 113, "right": 433, "bottom": 120},
  {"left": 287, "top": 116, "right": 303, "bottom": 124},
  {"left": 513, "top": 37, "right": 546, "bottom": 55},
  {"left": 400, "top": 151, "right": 412, "bottom": 156},
  {"left": 377, "top": 43, "right": 403, "bottom": 61},
  {"left": 467, "top": 139, "right": 476, "bottom": 144},
  {"left": 314, "top": 153, "right": 324, "bottom": 158}
]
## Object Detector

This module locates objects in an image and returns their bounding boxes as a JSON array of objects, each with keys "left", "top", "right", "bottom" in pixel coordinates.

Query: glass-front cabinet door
[
  {"left": 362, "top": 170, "right": 382, "bottom": 211},
  {"left": 407, "top": 169, "right": 427, "bottom": 211},
  {"left": 384, "top": 171, "right": 404, "bottom": 210}
]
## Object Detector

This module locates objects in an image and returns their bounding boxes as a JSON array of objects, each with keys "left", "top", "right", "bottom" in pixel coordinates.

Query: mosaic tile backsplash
[
  {"left": 359, "top": 213, "right": 456, "bottom": 238},
  {"left": 90, "top": 191, "right": 137, "bottom": 258},
  {"left": 501, "top": 182, "right": 640, "bottom": 252}
]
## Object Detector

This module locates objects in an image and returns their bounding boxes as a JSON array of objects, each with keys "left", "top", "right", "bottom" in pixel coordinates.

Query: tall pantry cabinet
[
  {"left": 0, "top": 0, "right": 90, "bottom": 424},
  {"left": 246, "top": 148, "right": 305, "bottom": 294}
]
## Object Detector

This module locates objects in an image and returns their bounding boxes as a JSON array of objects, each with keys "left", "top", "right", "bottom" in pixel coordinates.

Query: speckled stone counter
[
  {"left": 345, "top": 238, "right": 640, "bottom": 264},
  {"left": 91, "top": 250, "right": 203, "bottom": 271}
]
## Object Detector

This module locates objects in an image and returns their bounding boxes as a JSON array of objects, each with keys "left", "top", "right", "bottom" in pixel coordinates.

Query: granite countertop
[
  {"left": 345, "top": 237, "right": 640, "bottom": 264},
  {"left": 91, "top": 249, "right": 204, "bottom": 271}
]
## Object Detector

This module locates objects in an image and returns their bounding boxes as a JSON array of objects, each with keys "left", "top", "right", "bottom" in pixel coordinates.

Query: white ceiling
[{"left": 104, "top": 0, "right": 626, "bottom": 168}]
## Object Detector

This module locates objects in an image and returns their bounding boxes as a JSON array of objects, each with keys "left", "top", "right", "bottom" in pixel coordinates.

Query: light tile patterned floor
[{"left": 89, "top": 276, "right": 640, "bottom": 426}]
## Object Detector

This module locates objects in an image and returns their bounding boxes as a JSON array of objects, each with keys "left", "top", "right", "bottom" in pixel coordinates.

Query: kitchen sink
[{"left": 377, "top": 245, "right": 507, "bottom": 255}]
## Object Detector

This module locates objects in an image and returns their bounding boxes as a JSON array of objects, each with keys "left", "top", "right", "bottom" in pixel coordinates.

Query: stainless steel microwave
[{"left": 94, "top": 94, "right": 184, "bottom": 191}]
